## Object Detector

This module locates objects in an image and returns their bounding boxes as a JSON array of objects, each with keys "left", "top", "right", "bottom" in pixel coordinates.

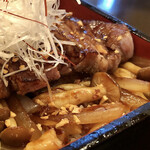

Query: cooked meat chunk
[
  {"left": 7, "top": 60, "right": 60, "bottom": 95},
  {"left": 83, "top": 20, "right": 134, "bottom": 62},
  {"left": 74, "top": 51, "right": 108, "bottom": 74},
  {"left": 0, "top": 58, "right": 59, "bottom": 97},
  {"left": 106, "top": 51, "right": 121, "bottom": 72},
  {"left": 0, "top": 17, "right": 134, "bottom": 98},
  {"left": 0, "top": 58, "right": 60, "bottom": 97},
  {"left": 9, "top": 67, "right": 60, "bottom": 95},
  {"left": 54, "top": 17, "right": 134, "bottom": 74},
  {"left": 0, "top": 79, "right": 10, "bottom": 99}
]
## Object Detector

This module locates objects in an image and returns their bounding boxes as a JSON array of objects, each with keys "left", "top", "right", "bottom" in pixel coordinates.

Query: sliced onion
[
  {"left": 7, "top": 95, "right": 42, "bottom": 141},
  {"left": 42, "top": 102, "right": 128, "bottom": 125},
  {"left": 18, "top": 95, "right": 41, "bottom": 114},
  {"left": 115, "top": 77, "right": 150, "bottom": 94}
]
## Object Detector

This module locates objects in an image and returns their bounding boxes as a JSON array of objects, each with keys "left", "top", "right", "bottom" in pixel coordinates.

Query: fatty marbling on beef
[{"left": 0, "top": 17, "right": 134, "bottom": 98}]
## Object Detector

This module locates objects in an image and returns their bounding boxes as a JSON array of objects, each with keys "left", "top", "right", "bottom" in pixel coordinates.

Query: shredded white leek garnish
[{"left": 0, "top": 0, "right": 73, "bottom": 86}]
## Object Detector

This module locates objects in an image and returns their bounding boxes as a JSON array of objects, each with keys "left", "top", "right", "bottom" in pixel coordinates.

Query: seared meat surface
[
  {"left": 0, "top": 17, "right": 134, "bottom": 98},
  {"left": 0, "top": 79, "right": 10, "bottom": 99},
  {"left": 55, "top": 17, "right": 134, "bottom": 73},
  {"left": 10, "top": 67, "right": 60, "bottom": 95},
  {"left": 7, "top": 59, "right": 60, "bottom": 95},
  {"left": 0, "top": 59, "right": 60, "bottom": 96},
  {"left": 84, "top": 20, "right": 134, "bottom": 62}
]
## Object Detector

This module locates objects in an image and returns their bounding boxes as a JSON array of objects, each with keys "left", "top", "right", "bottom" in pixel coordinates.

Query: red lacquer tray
[{"left": 59, "top": 0, "right": 150, "bottom": 150}]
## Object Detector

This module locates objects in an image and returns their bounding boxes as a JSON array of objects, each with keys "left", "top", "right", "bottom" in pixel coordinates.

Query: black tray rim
[
  {"left": 81, "top": 0, "right": 150, "bottom": 43},
  {"left": 61, "top": 102, "right": 150, "bottom": 150}
]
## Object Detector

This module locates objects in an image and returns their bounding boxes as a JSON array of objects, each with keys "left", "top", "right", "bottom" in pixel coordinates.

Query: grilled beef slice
[
  {"left": 8, "top": 60, "right": 60, "bottom": 95},
  {"left": 55, "top": 17, "right": 133, "bottom": 74},
  {"left": 0, "top": 17, "right": 134, "bottom": 98}
]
